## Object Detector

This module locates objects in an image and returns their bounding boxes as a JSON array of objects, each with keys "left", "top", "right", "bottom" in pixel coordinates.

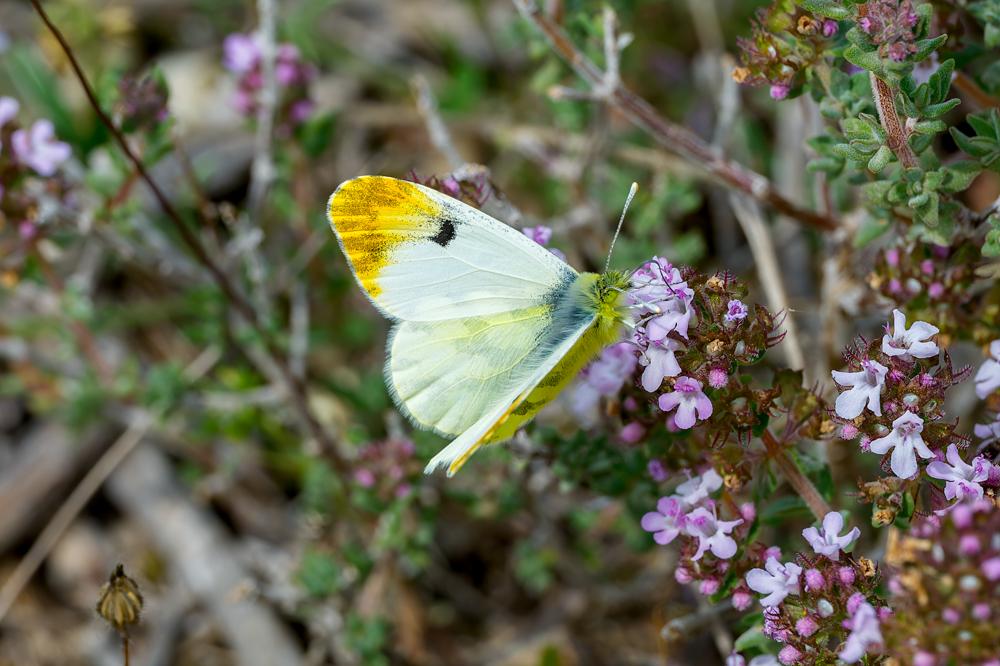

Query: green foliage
[
  {"left": 297, "top": 549, "right": 341, "bottom": 598},
  {"left": 951, "top": 108, "right": 1000, "bottom": 173}
]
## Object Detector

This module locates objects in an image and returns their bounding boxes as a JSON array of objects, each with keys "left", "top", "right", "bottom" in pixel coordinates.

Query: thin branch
[
  {"left": 413, "top": 74, "right": 464, "bottom": 170},
  {"left": 29, "top": 0, "right": 346, "bottom": 470},
  {"left": 0, "top": 417, "right": 151, "bottom": 622},
  {"left": 870, "top": 73, "right": 918, "bottom": 170},
  {"left": 512, "top": 0, "right": 837, "bottom": 232},
  {"left": 729, "top": 195, "right": 806, "bottom": 371},
  {"left": 761, "top": 429, "right": 832, "bottom": 521},
  {"left": 247, "top": 0, "right": 278, "bottom": 224},
  {"left": 0, "top": 347, "right": 221, "bottom": 623}
]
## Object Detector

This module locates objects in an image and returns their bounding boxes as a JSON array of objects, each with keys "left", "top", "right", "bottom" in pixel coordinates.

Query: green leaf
[
  {"left": 844, "top": 45, "right": 885, "bottom": 76},
  {"left": 913, "top": 34, "right": 948, "bottom": 62},
  {"left": 867, "top": 144, "right": 893, "bottom": 173},
  {"left": 984, "top": 217, "right": 1000, "bottom": 257},
  {"left": 797, "top": 0, "right": 851, "bottom": 19},
  {"left": 921, "top": 99, "right": 960, "bottom": 119},
  {"left": 941, "top": 161, "right": 982, "bottom": 192},
  {"left": 854, "top": 216, "right": 892, "bottom": 247},
  {"left": 760, "top": 495, "right": 812, "bottom": 524},
  {"left": 734, "top": 625, "right": 771, "bottom": 653}
]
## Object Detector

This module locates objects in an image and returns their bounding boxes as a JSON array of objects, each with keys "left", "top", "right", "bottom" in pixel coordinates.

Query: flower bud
[{"left": 96, "top": 564, "right": 143, "bottom": 632}]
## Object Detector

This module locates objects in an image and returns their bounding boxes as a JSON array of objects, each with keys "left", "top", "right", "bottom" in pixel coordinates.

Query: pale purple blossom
[
  {"left": 726, "top": 656, "right": 780, "bottom": 666},
  {"left": 684, "top": 506, "right": 743, "bottom": 560},
  {"left": 831, "top": 359, "right": 888, "bottom": 419},
  {"left": 881, "top": 309, "right": 939, "bottom": 360},
  {"left": 522, "top": 225, "right": 552, "bottom": 246},
  {"left": 647, "top": 459, "right": 668, "bottom": 482},
  {"left": 675, "top": 469, "right": 723, "bottom": 507},
  {"left": 628, "top": 258, "right": 695, "bottom": 340},
  {"left": 974, "top": 340, "right": 1000, "bottom": 399},
  {"left": 838, "top": 602, "right": 883, "bottom": 663},
  {"left": 641, "top": 496, "right": 685, "bottom": 545},
  {"left": 802, "top": 511, "right": 860, "bottom": 560},
  {"left": 974, "top": 415, "right": 1000, "bottom": 445},
  {"left": 11, "top": 119, "right": 71, "bottom": 176},
  {"left": 571, "top": 342, "right": 636, "bottom": 418},
  {"left": 658, "top": 376, "right": 713, "bottom": 429},
  {"left": 638, "top": 334, "right": 683, "bottom": 392},
  {"left": 629, "top": 257, "right": 682, "bottom": 309},
  {"left": 745, "top": 557, "right": 802, "bottom": 607},
  {"left": 770, "top": 83, "right": 790, "bottom": 100},
  {"left": 725, "top": 299, "right": 748, "bottom": 323},
  {"left": 869, "top": 411, "right": 935, "bottom": 479},
  {"left": 646, "top": 287, "right": 695, "bottom": 340},
  {"left": 926, "top": 444, "right": 989, "bottom": 501},
  {"left": 223, "top": 33, "right": 260, "bottom": 73},
  {"left": 0, "top": 96, "right": 18, "bottom": 136},
  {"left": 777, "top": 646, "right": 801, "bottom": 665}
]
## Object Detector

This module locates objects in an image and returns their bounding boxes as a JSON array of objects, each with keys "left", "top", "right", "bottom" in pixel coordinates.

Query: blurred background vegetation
[{"left": 0, "top": 0, "right": 996, "bottom": 664}]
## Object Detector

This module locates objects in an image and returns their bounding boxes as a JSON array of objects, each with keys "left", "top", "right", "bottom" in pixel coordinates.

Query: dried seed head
[
  {"left": 96, "top": 564, "right": 143, "bottom": 632},
  {"left": 858, "top": 556, "right": 877, "bottom": 578}
]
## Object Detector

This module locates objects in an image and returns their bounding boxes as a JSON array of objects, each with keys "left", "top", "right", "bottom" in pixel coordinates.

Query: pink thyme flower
[
  {"left": 620, "top": 422, "right": 645, "bottom": 444},
  {"left": 675, "top": 469, "right": 723, "bottom": 507},
  {"left": 641, "top": 496, "right": 685, "bottom": 545},
  {"left": 869, "top": 411, "right": 934, "bottom": 479},
  {"left": 769, "top": 83, "right": 790, "bottom": 100},
  {"left": 881, "top": 309, "right": 939, "bottom": 360},
  {"left": 802, "top": 511, "right": 861, "bottom": 560},
  {"left": 223, "top": 33, "right": 260, "bottom": 73},
  {"left": 974, "top": 340, "right": 1000, "bottom": 399},
  {"left": 638, "top": 334, "right": 682, "bottom": 392},
  {"left": 647, "top": 458, "right": 668, "bottom": 482},
  {"left": 822, "top": 19, "right": 838, "bottom": 37},
  {"left": 522, "top": 225, "right": 552, "bottom": 246},
  {"left": 725, "top": 299, "right": 749, "bottom": 323},
  {"left": 831, "top": 359, "right": 888, "bottom": 419},
  {"left": 926, "top": 444, "right": 989, "bottom": 502},
  {"left": 974, "top": 415, "right": 1000, "bottom": 445},
  {"left": 0, "top": 96, "right": 18, "bottom": 136},
  {"left": 746, "top": 557, "right": 802, "bottom": 607},
  {"left": 11, "top": 119, "right": 71, "bottom": 176},
  {"left": 778, "top": 645, "right": 801, "bottom": 664},
  {"left": 658, "top": 377, "right": 713, "bottom": 429},
  {"left": 838, "top": 601, "right": 883, "bottom": 663},
  {"left": 708, "top": 367, "right": 728, "bottom": 389},
  {"left": 683, "top": 506, "right": 743, "bottom": 560}
]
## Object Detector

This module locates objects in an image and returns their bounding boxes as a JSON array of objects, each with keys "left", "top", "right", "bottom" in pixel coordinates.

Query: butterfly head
[{"left": 588, "top": 269, "right": 633, "bottom": 333}]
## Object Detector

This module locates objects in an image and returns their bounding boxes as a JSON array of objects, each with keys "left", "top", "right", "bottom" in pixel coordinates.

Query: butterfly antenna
[{"left": 604, "top": 182, "right": 639, "bottom": 273}]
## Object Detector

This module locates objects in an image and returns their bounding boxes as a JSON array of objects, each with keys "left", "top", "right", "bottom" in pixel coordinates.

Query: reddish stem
[{"left": 761, "top": 429, "right": 832, "bottom": 521}]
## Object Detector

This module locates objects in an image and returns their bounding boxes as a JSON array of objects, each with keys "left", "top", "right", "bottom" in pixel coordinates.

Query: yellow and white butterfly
[{"left": 326, "top": 175, "right": 635, "bottom": 476}]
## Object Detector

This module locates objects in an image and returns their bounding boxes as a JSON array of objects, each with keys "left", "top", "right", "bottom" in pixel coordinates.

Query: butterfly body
[{"left": 327, "top": 176, "right": 629, "bottom": 475}]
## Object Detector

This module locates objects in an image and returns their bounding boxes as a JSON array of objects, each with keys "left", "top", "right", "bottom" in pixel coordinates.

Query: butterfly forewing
[{"left": 328, "top": 176, "right": 575, "bottom": 321}]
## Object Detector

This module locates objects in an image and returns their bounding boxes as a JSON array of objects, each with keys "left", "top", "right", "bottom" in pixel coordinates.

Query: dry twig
[
  {"left": 512, "top": 0, "right": 837, "bottom": 232},
  {"left": 29, "top": 0, "right": 346, "bottom": 471}
]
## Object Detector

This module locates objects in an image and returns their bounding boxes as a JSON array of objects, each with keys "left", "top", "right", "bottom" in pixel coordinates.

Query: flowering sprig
[
  {"left": 832, "top": 309, "right": 970, "bottom": 492},
  {"left": 0, "top": 96, "right": 74, "bottom": 266},
  {"left": 733, "top": 3, "right": 840, "bottom": 100},
  {"left": 883, "top": 499, "right": 1000, "bottom": 663},
  {"left": 741, "top": 514, "right": 886, "bottom": 665},
  {"left": 223, "top": 32, "right": 316, "bottom": 131}
]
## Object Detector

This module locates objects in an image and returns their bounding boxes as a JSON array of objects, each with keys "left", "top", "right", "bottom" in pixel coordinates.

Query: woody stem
[
  {"left": 870, "top": 73, "right": 918, "bottom": 170},
  {"left": 761, "top": 429, "right": 832, "bottom": 521}
]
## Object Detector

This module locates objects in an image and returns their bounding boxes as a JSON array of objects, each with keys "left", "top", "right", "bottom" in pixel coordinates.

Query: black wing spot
[{"left": 430, "top": 218, "right": 457, "bottom": 247}]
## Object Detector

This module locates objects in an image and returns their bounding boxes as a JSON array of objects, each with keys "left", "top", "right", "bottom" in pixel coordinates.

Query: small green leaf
[
  {"left": 867, "top": 144, "right": 893, "bottom": 173},
  {"left": 734, "top": 625, "right": 771, "bottom": 653},
  {"left": 797, "top": 0, "right": 851, "bottom": 19}
]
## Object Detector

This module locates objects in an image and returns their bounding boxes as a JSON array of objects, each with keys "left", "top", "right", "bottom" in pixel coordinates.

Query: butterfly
[{"left": 326, "top": 176, "right": 635, "bottom": 476}]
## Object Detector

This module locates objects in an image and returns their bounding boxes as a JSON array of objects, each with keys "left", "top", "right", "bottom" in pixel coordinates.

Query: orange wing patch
[{"left": 327, "top": 176, "right": 441, "bottom": 299}]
